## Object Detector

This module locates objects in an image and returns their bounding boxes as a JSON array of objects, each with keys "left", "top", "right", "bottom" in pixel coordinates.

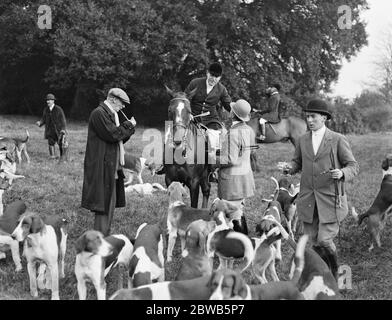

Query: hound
[
  {"left": 74, "top": 230, "right": 134, "bottom": 300},
  {"left": 11, "top": 213, "right": 68, "bottom": 300}
]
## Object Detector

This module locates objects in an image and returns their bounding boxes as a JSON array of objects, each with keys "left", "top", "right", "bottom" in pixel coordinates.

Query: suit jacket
[
  {"left": 217, "top": 122, "right": 255, "bottom": 200},
  {"left": 185, "top": 77, "right": 231, "bottom": 125},
  {"left": 39, "top": 105, "right": 67, "bottom": 139},
  {"left": 289, "top": 128, "right": 359, "bottom": 223},
  {"left": 81, "top": 103, "right": 135, "bottom": 213}
]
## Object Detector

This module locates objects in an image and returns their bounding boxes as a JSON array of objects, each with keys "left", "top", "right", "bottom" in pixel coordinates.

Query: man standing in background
[{"left": 36, "top": 93, "right": 67, "bottom": 159}]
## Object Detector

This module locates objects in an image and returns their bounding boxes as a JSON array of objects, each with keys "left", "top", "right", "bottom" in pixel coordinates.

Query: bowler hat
[
  {"left": 208, "top": 62, "right": 223, "bottom": 77},
  {"left": 46, "top": 93, "right": 56, "bottom": 101},
  {"left": 303, "top": 99, "right": 332, "bottom": 120},
  {"left": 108, "top": 88, "right": 130, "bottom": 105},
  {"left": 230, "top": 99, "right": 251, "bottom": 122}
]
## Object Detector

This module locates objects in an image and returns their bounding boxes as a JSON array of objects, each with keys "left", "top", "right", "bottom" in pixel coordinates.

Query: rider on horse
[
  {"left": 253, "top": 83, "right": 281, "bottom": 141},
  {"left": 184, "top": 62, "right": 232, "bottom": 129},
  {"left": 184, "top": 62, "right": 232, "bottom": 181},
  {"left": 157, "top": 62, "right": 231, "bottom": 178}
]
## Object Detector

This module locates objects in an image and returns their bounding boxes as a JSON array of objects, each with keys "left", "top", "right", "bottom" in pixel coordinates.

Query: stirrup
[
  {"left": 257, "top": 134, "right": 266, "bottom": 141},
  {"left": 155, "top": 165, "right": 166, "bottom": 175},
  {"left": 208, "top": 171, "right": 218, "bottom": 183}
]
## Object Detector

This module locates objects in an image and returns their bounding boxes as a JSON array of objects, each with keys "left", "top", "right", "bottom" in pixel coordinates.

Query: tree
[{"left": 0, "top": 0, "right": 369, "bottom": 124}]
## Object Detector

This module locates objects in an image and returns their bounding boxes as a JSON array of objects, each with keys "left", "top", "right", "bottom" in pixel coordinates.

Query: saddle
[{"left": 195, "top": 120, "right": 227, "bottom": 154}]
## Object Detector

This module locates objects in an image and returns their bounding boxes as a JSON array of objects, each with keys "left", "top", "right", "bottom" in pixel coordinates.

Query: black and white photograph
[{"left": 0, "top": 0, "right": 392, "bottom": 308}]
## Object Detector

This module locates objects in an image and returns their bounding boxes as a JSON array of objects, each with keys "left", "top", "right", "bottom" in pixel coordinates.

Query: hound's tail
[
  {"left": 271, "top": 177, "right": 280, "bottom": 201},
  {"left": 291, "top": 234, "right": 308, "bottom": 285},
  {"left": 226, "top": 232, "right": 255, "bottom": 272},
  {"left": 135, "top": 222, "right": 148, "bottom": 239},
  {"left": 21, "top": 129, "right": 29, "bottom": 143},
  {"left": 152, "top": 183, "right": 167, "bottom": 191}
]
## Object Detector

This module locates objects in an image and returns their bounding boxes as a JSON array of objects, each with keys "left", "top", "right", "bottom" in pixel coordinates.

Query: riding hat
[
  {"left": 108, "top": 88, "right": 130, "bottom": 105},
  {"left": 46, "top": 93, "right": 56, "bottom": 101},
  {"left": 230, "top": 99, "right": 251, "bottom": 122},
  {"left": 208, "top": 62, "right": 223, "bottom": 77},
  {"left": 303, "top": 99, "right": 332, "bottom": 120}
]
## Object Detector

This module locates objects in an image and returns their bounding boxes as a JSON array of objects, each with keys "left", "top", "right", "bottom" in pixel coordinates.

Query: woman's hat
[{"left": 230, "top": 99, "right": 251, "bottom": 122}]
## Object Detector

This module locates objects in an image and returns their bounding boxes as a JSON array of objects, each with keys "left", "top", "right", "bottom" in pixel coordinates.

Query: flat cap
[
  {"left": 108, "top": 88, "right": 130, "bottom": 104},
  {"left": 46, "top": 93, "right": 56, "bottom": 101}
]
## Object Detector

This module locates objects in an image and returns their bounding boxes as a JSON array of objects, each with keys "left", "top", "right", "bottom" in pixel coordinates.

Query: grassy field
[{"left": 0, "top": 114, "right": 391, "bottom": 300}]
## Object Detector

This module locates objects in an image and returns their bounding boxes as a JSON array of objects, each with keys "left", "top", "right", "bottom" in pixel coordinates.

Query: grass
[{"left": 0, "top": 114, "right": 392, "bottom": 300}]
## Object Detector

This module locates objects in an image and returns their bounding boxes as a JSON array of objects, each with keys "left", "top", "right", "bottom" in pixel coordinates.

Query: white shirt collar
[
  {"left": 48, "top": 104, "right": 54, "bottom": 111},
  {"left": 206, "top": 79, "right": 215, "bottom": 91},
  {"left": 104, "top": 100, "right": 116, "bottom": 114},
  {"left": 312, "top": 124, "right": 326, "bottom": 137},
  {"left": 231, "top": 120, "right": 242, "bottom": 127}
]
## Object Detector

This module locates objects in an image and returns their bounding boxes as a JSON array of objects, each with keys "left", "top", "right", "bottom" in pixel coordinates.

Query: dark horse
[
  {"left": 246, "top": 113, "right": 308, "bottom": 171},
  {"left": 162, "top": 87, "right": 211, "bottom": 208}
]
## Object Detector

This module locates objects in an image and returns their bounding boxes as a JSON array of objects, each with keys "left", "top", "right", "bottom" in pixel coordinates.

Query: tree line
[{"left": 0, "top": 0, "right": 369, "bottom": 128}]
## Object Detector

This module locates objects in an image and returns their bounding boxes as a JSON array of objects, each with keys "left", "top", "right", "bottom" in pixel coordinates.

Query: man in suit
[
  {"left": 36, "top": 93, "right": 67, "bottom": 159},
  {"left": 213, "top": 99, "right": 256, "bottom": 234},
  {"left": 282, "top": 99, "right": 359, "bottom": 266},
  {"left": 81, "top": 88, "right": 136, "bottom": 236},
  {"left": 253, "top": 84, "right": 281, "bottom": 141}
]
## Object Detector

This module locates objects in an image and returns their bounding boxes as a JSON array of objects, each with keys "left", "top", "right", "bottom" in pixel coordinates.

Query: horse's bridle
[{"left": 169, "top": 97, "right": 192, "bottom": 150}]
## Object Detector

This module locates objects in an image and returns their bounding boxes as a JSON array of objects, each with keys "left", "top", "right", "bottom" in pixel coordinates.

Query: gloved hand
[{"left": 36, "top": 121, "right": 41, "bottom": 127}]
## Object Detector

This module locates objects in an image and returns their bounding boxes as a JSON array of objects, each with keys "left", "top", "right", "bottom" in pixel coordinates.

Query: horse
[
  {"left": 246, "top": 113, "right": 308, "bottom": 171},
  {"left": 162, "top": 86, "right": 211, "bottom": 208}
]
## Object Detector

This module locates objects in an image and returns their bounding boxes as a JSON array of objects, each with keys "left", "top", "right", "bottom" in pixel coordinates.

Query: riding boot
[
  {"left": 258, "top": 123, "right": 266, "bottom": 141},
  {"left": 48, "top": 146, "right": 56, "bottom": 159}
]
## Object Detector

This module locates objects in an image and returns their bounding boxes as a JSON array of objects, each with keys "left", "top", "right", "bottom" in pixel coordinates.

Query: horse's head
[{"left": 165, "top": 86, "right": 196, "bottom": 148}]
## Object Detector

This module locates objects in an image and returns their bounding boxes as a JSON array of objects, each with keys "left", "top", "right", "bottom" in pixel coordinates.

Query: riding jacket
[{"left": 185, "top": 77, "right": 231, "bottom": 126}]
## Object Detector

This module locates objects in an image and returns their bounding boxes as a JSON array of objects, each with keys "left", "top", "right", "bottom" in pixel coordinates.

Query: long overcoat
[
  {"left": 289, "top": 128, "right": 359, "bottom": 223},
  {"left": 81, "top": 103, "right": 135, "bottom": 213}
]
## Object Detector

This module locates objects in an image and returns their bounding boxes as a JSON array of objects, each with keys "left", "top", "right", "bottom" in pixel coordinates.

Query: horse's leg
[
  {"left": 190, "top": 180, "right": 200, "bottom": 208},
  {"left": 165, "top": 173, "right": 172, "bottom": 188},
  {"left": 200, "top": 177, "right": 211, "bottom": 209},
  {"left": 250, "top": 151, "right": 260, "bottom": 172}
]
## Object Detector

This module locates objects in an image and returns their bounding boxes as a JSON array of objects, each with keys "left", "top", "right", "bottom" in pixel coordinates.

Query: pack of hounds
[{"left": 1, "top": 129, "right": 392, "bottom": 300}]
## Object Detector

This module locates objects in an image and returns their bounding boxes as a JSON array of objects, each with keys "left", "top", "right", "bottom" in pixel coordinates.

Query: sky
[{"left": 330, "top": 0, "right": 392, "bottom": 99}]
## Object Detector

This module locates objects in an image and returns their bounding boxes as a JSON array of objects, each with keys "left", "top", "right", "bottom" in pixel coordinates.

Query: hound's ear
[
  {"left": 290, "top": 193, "right": 298, "bottom": 203},
  {"left": 186, "top": 87, "right": 198, "bottom": 100},
  {"left": 382, "top": 159, "right": 389, "bottom": 171},
  {"left": 6, "top": 149, "right": 16, "bottom": 163},
  {"left": 198, "top": 231, "right": 207, "bottom": 254},
  {"left": 231, "top": 272, "right": 247, "bottom": 299},
  {"left": 181, "top": 184, "right": 189, "bottom": 198},
  {"left": 75, "top": 233, "right": 88, "bottom": 254},
  {"left": 165, "top": 85, "right": 175, "bottom": 98},
  {"left": 30, "top": 216, "right": 44, "bottom": 234},
  {"left": 226, "top": 201, "right": 239, "bottom": 214}
]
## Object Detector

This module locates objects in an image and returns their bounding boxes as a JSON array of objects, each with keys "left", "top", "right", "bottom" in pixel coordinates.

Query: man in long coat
[
  {"left": 283, "top": 99, "right": 359, "bottom": 267},
  {"left": 81, "top": 88, "right": 136, "bottom": 236},
  {"left": 36, "top": 93, "right": 67, "bottom": 159}
]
